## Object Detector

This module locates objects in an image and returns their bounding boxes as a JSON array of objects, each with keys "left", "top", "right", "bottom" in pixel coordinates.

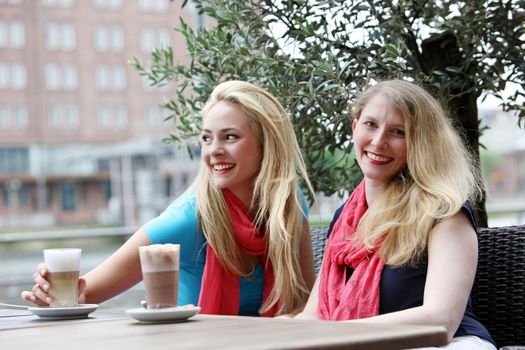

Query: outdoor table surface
[{"left": 0, "top": 310, "right": 448, "bottom": 349}]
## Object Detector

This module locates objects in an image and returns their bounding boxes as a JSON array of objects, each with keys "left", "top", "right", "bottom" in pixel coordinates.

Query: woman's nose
[
  {"left": 209, "top": 139, "right": 224, "bottom": 156},
  {"left": 371, "top": 130, "right": 387, "bottom": 148}
]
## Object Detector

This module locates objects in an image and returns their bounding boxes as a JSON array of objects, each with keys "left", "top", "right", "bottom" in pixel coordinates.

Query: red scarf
[
  {"left": 198, "top": 189, "right": 278, "bottom": 316},
  {"left": 317, "top": 180, "right": 385, "bottom": 320}
]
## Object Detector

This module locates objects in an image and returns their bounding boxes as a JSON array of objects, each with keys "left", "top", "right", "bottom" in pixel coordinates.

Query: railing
[{"left": 0, "top": 226, "right": 137, "bottom": 243}]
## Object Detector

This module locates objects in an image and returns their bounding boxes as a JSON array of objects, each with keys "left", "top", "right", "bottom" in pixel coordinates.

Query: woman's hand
[
  {"left": 20, "top": 263, "right": 52, "bottom": 306},
  {"left": 20, "top": 263, "right": 86, "bottom": 306},
  {"left": 21, "top": 227, "right": 148, "bottom": 306}
]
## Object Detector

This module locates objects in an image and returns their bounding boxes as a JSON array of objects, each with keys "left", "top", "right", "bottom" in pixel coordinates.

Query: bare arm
[
  {"left": 21, "top": 227, "right": 151, "bottom": 306},
  {"left": 78, "top": 227, "right": 151, "bottom": 304},
  {"left": 346, "top": 212, "right": 478, "bottom": 342},
  {"left": 299, "top": 222, "right": 316, "bottom": 292},
  {"left": 295, "top": 226, "right": 325, "bottom": 319},
  {"left": 294, "top": 273, "right": 320, "bottom": 319}
]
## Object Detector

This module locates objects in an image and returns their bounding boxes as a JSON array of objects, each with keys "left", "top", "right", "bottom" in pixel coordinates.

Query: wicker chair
[
  {"left": 473, "top": 225, "right": 525, "bottom": 348},
  {"left": 309, "top": 225, "right": 525, "bottom": 348}
]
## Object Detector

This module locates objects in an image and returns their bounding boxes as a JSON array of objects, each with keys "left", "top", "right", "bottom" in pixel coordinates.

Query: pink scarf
[
  {"left": 198, "top": 189, "right": 278, "bottom": 316},
  {"left": 317, "top": 180, "right": 385, "bottom": 320}
]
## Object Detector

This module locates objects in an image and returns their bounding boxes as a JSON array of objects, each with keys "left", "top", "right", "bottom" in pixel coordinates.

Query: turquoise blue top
[{"left": 143, "top": 190, "right": 308, "bottom": 316}]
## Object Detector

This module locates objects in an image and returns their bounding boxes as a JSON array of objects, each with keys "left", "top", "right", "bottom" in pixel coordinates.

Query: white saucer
[
  {"left": 126, "top": 305, "right": 201, "bottom": 323},
  {"left": 28, "top": 304, "right": 98, "bottom": 320}
]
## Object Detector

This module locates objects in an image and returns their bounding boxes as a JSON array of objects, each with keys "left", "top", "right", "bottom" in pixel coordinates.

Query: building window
[
  {"left": 3, "top": 180, "right": 17, "bottom": 207},
  {"left": 110, "top": 26, "right": 124, "bottom": 52},
  {"left": 0, "top": 148, "right": 29, "bottom": 174},
  {"left": 95, "top": 66, "right": 109, "bottom": 90},
  {"left": 0, "top": 64, "right": 8, "bottom": 89},
  {"left": 45, "top": 64, "right": 77, "bottom": 91},
  {"left": 115, "top": 105, "right": 127, "bottom": 127},
  {"left": 140, "top": 27, "right": 170, "bottom": 53},
  {"left": 144, "top": 105, "right": 158, "bottom": 126},
  {"left": 95, "top": 65, "right": 126, "bottom": 91},
  {"left": 13, "top": 105, "right": 28, "bottom": 128},
  {"left": 11, "top": 63, "right": 27, "bottom": 90},
  {"left": 0, "top": 23, "right": 6, "bottom": 48},
  {"left": 48, "top": 106, "right": 60, "bottom": 127},
  {"left": 92, "top": 0, "right": 121, "bottom": 10},
  {"left": 113, "top": 66, "right": 126, "bottom": 90},
  {"left": 18, "top": 183, "right": 30, "bottom": 205},
  {"left": 44, "top": 64, "right": 60, "bottom": 90},
  {"left": 94, "top": 25, "right": 124, "bottom": 52},
  {"left": 163, "top": 176, "right": 172, "bottom": 197},
  {"left": 98, "top": 105, "right": 128, "bottom": 129},
  {"left": 138, "top": 0, "right": 168, "bottom": 13},
  {"left": 63, "top": 64, "right": 78, "bottom": 90},
  {"left": 0, "top": 21, "right": 26, "bottom": 48},
  {"left": 94, "top": 26, "right": 107, "bottom": 51},
  {"left": 0, "top": 105, "right": 28, "bottom": 129},
  {"left": 42, "top": 0, "right": 74, "bottom": 8},
  {"left": 44, "top": 22, "right": 76, "bottom": 51},
  {"left": 62, "top": 23, "right": 76, "bottom": 50},
  {"left": 44, "top": 23, "right": 60, "bottom": 50},
  {"left": 48, "top": 104, "right": 79, "bottom": 129},
  {"left": 0, "top": 62, "right": 27, "bottom": 90},
  {"left": 10, "top": 21, "right": 25, "bottom": 48},
  {"left": 0, "top": 106, "right": 9, "bottom": 128},
  {"left": 0, "top": 0, "right": 24, "bottom": 5},
  {"left": 3, "top": 181, "right": 30, "bottom": 207},
  {"left": 186, "top": 1, "right": 205, "bottom": 29},
  {"left": 101, "top": 180, "right": 111, "bottom": 200},
  {"left": 60, "top": 181, "right": 76, "bottom": 211},
  {"left": 97, "top": 105, "right": 111, "bottom": 128},
  {"left": 144, "top": 104, "right": 169, "bottom": 127}
]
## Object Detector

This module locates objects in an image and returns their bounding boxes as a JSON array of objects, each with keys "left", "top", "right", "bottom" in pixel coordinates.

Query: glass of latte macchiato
[
  {"left": 43, "top": 248, "right": 81, "bottom": 308},
  {"left": 139, "top": 244, "right": 180, "bottom": 309}
]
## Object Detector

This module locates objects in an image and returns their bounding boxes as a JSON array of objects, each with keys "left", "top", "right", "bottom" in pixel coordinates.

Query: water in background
[{"left": 0, "top": 238, "right": 144, "bottom": 312}]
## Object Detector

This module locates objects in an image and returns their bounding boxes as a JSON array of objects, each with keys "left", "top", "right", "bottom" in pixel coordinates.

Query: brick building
[{"left": 0, "top": 0, "right": 204, "bottom": 229}]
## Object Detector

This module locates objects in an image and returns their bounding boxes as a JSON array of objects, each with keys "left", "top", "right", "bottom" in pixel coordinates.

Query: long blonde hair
[
  {"left": 351, "top": 80, "right": 484, "bottom": 266},
  {"left": 190, "top": 80, "right": 314, "bottom": 314}
]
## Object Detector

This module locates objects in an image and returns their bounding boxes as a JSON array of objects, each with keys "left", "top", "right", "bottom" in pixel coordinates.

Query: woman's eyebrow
[{"left": 202, "top": 127, "right": 241, "bottom": 133}]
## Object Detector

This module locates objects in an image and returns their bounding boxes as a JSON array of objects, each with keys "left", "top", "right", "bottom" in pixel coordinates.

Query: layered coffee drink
[
  {"left": 43, "top": 248, "right": 81, "bottom": 308},
  {"left": 139, "top": 244, "right": 180, "bottom": 309}
]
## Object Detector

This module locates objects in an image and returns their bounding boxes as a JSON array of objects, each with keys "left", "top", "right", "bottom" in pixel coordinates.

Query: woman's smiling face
[
  {"left": 201, "top": 101, "right": 262, "bottom": 204},
  {"left": 352, "top": 93, "right": 408, "bottom": 187}
]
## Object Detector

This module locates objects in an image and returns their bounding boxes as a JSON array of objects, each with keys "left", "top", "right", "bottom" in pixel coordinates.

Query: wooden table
[{"left": 0, "top": 310, "right": 448, "bottom": 349}]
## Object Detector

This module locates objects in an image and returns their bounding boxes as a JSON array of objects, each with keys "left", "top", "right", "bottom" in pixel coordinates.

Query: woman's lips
[
  {"left": 212, "top": 163, "right": 235, "bottom": 172},
  {"left": 366, "top": 151, "right": 391, "bottom": 163}
]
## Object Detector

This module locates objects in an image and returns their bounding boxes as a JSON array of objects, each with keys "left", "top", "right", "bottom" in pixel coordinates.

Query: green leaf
[{"left": 130, "top": 0, "right": 524, "bottom": 208}]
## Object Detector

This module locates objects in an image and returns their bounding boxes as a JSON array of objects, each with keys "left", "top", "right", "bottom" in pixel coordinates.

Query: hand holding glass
[{"left": 43, "top": 248, "right": 82, "bottom": 308}]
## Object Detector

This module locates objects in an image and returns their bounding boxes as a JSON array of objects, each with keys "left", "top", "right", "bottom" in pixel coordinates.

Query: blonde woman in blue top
[{"left": 22, "top": 81, "right": 315, "bottom": 316}]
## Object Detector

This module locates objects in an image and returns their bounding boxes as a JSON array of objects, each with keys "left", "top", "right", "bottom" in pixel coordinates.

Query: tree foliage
[{"left": 132, "top": 0, "right": 524, "bottom": 221}]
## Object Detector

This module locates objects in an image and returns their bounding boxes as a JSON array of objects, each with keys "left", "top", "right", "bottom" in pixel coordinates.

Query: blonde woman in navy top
[{"left": 296, "top": 80, "right": 496, "bottom": 349}]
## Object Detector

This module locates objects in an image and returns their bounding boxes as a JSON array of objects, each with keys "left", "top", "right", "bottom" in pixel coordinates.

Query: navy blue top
[{"left": 327, "top": 201, "right": 496, "bottom": 346}]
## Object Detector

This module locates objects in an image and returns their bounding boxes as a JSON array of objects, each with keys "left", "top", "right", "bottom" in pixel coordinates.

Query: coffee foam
[
  {"left": 139, "top": 244, "right": 180, "bottom": 273},
  {"left": 43, "top": 248, "right": 81, "bottom": 272}
]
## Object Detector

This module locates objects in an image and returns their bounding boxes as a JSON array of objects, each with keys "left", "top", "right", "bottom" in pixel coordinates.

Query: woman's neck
[
  {"left": 226, "top": 187, "right": 253, "bottom": 211},
  {"left": 364, "top": 180, "right": 388, "bottom": 206}
]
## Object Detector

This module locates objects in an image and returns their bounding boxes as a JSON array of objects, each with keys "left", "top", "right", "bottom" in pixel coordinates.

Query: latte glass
[
  {"left": 43, "top": 248, "right": 81, "bottom": 308},
  {"left": 139, "top": 244, "right": 180, "bottom": 309}
]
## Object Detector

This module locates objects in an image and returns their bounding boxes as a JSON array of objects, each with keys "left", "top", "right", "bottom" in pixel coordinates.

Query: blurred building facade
[
  {"left": 479, "top": 107, "right": 525, "bottom": 225},
  {"left": 0, "top": 0, "right": 204, "bottom": 229}
]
